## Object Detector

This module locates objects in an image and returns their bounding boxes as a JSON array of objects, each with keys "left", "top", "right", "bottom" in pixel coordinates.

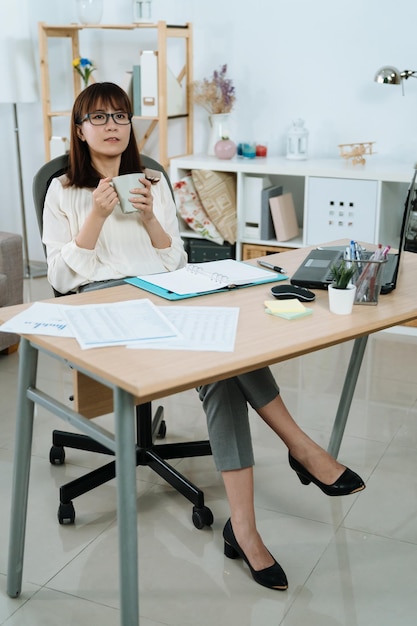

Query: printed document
[
  {"left": 128, "top": 306, "right": 239, "bottom": 352},
  {"left": 1, "top": 301, "right": 239, "bottom": 351},
  {"left": 62, "top": 299, "right": 180, "bottom": 348},
  {"left": 0, "top": 302, "right": 73, "bottom": 337},
  {"left": 0, "top": 300, "right": 180, "bottom": 349}
]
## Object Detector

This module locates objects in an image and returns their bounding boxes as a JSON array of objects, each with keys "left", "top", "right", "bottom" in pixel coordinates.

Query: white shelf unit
[{"left": 169, "top": 154, "right": 413, "bottom": 260}]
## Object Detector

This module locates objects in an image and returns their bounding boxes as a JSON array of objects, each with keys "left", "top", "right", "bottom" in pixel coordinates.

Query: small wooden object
[{"left": 338, "top": 141, "right": 375, "bottom": 165}]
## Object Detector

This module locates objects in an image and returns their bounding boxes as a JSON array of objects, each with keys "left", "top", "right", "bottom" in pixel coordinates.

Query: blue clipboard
[{"left": 125, "top": 274, "right": 287, "bottom": 301}]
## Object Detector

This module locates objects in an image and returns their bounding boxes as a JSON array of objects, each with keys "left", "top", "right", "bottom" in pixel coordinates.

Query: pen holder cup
[{"left": 352, "top": 258, "right": 387, "bottom": 305}]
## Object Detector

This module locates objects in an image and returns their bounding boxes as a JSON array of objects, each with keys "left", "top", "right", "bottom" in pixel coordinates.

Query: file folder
[
  {"left": 140, "top": 50, "right": 158, "bottom": 116},
  {"left": 132, "top": 65, "right": 141, "bottom": 116}
]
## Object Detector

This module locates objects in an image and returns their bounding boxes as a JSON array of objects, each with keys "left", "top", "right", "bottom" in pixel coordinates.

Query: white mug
[{"left": 111, "top": 173, "right": 144, "bottom": 214}]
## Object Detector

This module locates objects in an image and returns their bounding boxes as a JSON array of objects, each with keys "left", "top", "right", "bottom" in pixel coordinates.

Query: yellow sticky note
[
  {"left": 266, "top": 308, "right": 313, "bottom": 320},
  {"left": 264, "top": 298, "right": 313, "bottom": 320},
  {"left": 264, "top": 299, "right": 305, "bottom": 313}
]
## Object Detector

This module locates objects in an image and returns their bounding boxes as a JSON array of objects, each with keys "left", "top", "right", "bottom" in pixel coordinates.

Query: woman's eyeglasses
[{"left": 80, "top": 111, "right": 132, "bottom": 126}]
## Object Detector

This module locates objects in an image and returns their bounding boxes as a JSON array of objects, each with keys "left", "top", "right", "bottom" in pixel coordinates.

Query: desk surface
[{"left": 1, "top": 244, "right": 417, "bottom": 404}]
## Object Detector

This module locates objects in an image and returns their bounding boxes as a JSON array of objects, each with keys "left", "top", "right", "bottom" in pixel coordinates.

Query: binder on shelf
[
  {"left": 125, "top": 258, "right": 286, "bottom": 301},
  {"left": 167, "top": 67, "right": 187, "bottom": 116},
  {"left": 242, "top": 176, "right": 271, "bottom": 238},
  {"left": 121, "top": 70, "right": 133, "bottom": 103},
  {"left": 140, "top": 50, "right": 158, "bottom": 116},
  {"left": 269, "top": 192, "right": 299, "bottom": 242},
  {"left": 260, "top": 185, "right": 283, "bottom": 240},
  {"left": 132, "top": 65, "right": 141, "bottom": 116}
]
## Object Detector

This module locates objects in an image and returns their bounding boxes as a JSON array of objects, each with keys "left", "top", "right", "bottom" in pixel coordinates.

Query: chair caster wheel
[
  {"left": 50, "top": 445, "right": 65, "bottom": 465},
  {"left": 192, "top": 505, "right": 214, "bottom": 529},
  {"left": 58, "top": 501, "right": 75, "bottom": 525}
]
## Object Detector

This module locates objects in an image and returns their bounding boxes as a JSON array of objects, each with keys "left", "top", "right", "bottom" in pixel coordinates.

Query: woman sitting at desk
[{"left": 43, "top": 82, "right": 365, "bottom": 592}]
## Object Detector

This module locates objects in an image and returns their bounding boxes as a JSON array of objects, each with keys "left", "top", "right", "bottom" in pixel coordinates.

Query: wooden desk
[{"left": 2, "top": 244, "right": 417, "bottom": 626}]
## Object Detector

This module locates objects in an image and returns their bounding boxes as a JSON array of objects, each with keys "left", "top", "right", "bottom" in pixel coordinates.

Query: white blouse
[{"left": 43, "top": 174, "right": 187, "bottom": 294}]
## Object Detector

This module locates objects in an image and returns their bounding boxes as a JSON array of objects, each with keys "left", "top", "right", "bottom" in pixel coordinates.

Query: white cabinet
[
  {"left": 169, "top": 154, "right": 413, "bottom": 260},
  {"left": 305, "top": 177, "right": 378, "bottom": 245}
]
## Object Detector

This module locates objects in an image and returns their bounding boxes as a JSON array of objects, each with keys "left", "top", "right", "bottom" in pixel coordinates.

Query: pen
[
  {"left": 257, "top": 260, "right": 287, "bottom": 275},
  {"left": 350, "top": 240, "right": 356, "bottom": 261},
  {"left": 353, "top": 241, "right": 362, "bottom": 271}
]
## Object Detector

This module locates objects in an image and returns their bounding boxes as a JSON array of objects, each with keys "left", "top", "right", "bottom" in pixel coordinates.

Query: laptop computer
[{"left": 291, "top": 166, "right": 417, "bottom": 294}]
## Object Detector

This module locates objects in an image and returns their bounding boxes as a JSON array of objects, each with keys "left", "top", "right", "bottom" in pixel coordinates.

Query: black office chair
[{"left": 32, "top": 153, "right": 213, "bottom": 529}]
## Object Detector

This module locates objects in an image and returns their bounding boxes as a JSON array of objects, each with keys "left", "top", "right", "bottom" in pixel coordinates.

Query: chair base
[{"left": 52, "top": 403, "right": 214, "bottom": 528}]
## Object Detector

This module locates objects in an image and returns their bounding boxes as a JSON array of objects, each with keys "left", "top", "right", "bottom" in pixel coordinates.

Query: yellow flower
[{"left": 72, "top": 57, "right": 96, "bottom": 88}]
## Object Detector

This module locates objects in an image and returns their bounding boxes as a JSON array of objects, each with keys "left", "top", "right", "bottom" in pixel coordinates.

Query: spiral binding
[{"left": 186, "top": 264, "right": 229, "bottom": 284}]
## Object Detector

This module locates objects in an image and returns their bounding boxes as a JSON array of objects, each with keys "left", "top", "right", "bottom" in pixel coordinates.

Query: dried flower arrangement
[{"left": 192, "top": 64, "right": 236, "bottom": 114}]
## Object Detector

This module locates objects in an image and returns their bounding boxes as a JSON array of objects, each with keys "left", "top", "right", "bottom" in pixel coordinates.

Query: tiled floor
[{"left": 1, "top": 277, "right": 416, "bottom": 625}]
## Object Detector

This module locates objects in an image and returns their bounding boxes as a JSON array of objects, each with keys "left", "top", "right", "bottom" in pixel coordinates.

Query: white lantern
[
  {"left": 286, "top": 119, "right": 308, "bottom": 160},
  {"left": 133, "top": 0, "right": 152, "bottom": 22}
]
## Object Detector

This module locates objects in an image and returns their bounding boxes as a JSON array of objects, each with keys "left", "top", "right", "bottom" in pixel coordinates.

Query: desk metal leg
[
  {"left": 114, "top": 387, "right": 139, "bottom": 626},
  {"left": 7, "top": 338, "right": 38, "bottom": 598},
  {"left": 327, "top": 335, "right": 368, "bottom": 458}
]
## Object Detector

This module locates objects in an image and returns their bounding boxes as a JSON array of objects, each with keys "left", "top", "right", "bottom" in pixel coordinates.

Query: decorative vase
[
  {"left": 214, "top": 138, "right": 236, "bottom": 160},
  {"left": 76, "top": 0, "right": 103, "bottom": 25},
  {"left": 207, "top": 113, "right": 230, "bottom": 156},
  {"left": 328, "top": 284, "right": 356, "bottom": 315}
]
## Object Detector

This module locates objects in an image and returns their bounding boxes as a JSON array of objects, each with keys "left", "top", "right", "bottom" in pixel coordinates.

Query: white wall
[{"left": 1, "top": 0, "right": 417, "bottom": 262}]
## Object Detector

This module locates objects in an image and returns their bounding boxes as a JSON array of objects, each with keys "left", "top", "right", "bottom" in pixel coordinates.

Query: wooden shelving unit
[{"left": 38, "top": 21, "right": 193, "bottom": 167}]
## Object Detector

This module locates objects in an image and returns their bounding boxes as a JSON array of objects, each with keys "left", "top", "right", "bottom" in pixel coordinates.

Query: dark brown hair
[{"left": 66, "top": 82, "right": 142, "bottom": 187}]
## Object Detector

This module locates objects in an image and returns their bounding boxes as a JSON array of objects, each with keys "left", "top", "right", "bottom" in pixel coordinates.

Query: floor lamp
[{"left": 1, "top": 2, "right": 46, "bottom": 278}]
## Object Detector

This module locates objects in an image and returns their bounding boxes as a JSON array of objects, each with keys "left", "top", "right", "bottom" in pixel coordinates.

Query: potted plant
[{"left": 328, "top": 260, "right": 357, "bottom": 314}]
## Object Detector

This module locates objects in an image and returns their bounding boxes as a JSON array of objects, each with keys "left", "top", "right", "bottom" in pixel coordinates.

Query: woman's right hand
[
  {"left": 92, "top": 178, "right": 120, "bottom": 218},
  {"left": 75, "top": 178, "right": 119, "bottom": 250}
]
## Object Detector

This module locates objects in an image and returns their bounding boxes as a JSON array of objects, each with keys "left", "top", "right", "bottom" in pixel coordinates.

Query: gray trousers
[{"left": 197, "top": 367, "right": 280, "bottom": 471}]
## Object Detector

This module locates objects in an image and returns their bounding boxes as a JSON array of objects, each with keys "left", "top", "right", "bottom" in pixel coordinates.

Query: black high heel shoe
[
  {"left": 222, "top": 518, "right": 288, "bottom": 590},
  {"left": 288, "top": 452, "right": 365, "bottom": 496}
]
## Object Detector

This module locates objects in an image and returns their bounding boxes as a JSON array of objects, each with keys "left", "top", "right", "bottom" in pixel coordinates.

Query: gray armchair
[{"left": 0, "top": 231, "right": 23, "bottom": 354}]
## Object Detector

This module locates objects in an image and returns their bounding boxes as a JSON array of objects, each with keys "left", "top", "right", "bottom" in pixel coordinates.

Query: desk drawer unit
[{"left": 305, "top": 177, "right": 378, "bottom": 245}]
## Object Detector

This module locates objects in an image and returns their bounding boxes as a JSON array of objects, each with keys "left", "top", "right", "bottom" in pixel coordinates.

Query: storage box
[
  {"left": 242, "top": 176, "right": 271, "bottom": 238},
  {"left": 185, "top": 238, "right": 235, "bottom": 263},
  {"left": 140, "top": 50, "right": 158, "bottom": 116},
  {"left": 241, "top": 243, "right": 290, "bottom": 260}
]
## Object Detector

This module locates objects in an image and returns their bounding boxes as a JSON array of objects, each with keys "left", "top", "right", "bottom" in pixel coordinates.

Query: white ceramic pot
[{"left": 328, "top": 284, "right": 356, "bottom": 315}]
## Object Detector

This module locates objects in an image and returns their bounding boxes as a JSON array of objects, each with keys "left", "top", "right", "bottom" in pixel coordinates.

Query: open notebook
[{"left": 126, "top": 259, "right": 286, "bottom": 300}]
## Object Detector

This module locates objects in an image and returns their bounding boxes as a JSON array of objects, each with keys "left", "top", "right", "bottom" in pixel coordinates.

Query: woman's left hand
[{"left": 129, "top": 177, "right": 154, "bottom": 221}]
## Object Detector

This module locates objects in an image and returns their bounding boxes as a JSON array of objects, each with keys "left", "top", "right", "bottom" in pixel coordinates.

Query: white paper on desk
[
  {"left": 128, "top": 306, "right": 239, "bottom": 352},
  {"left": 0, "top": 302, "right": 74, "bottom": 337},
  {"left": 62, "top": 299, "right": 181, "bottom": 349}
]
